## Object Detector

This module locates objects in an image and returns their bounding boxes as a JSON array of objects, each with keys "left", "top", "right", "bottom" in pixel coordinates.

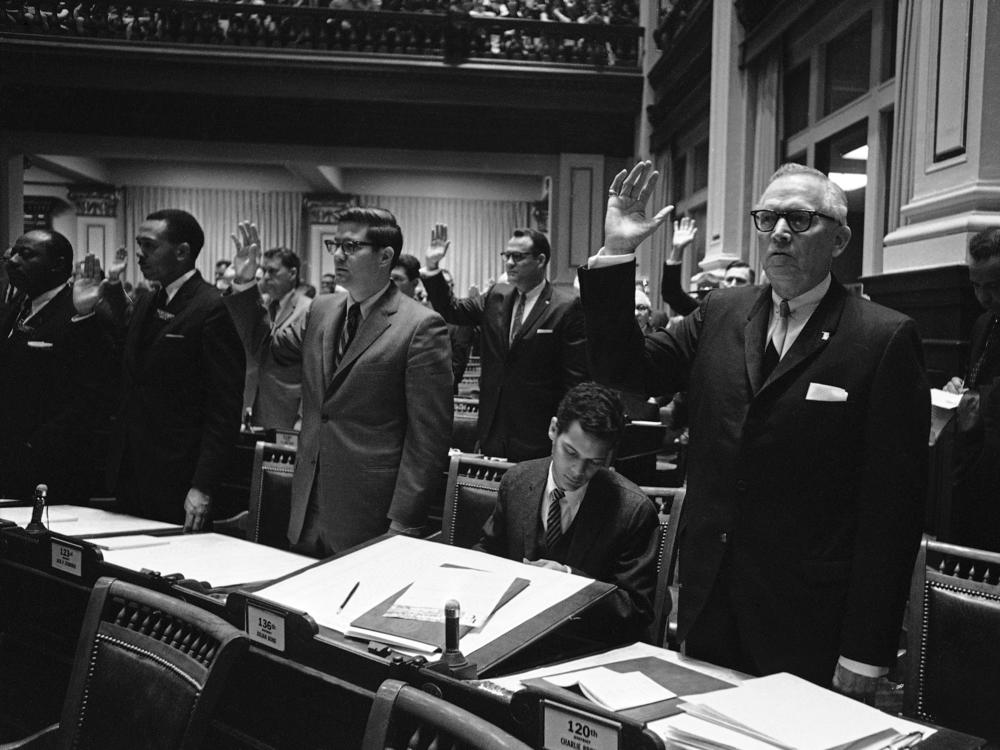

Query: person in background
[
  {"left": 722, "top": 259, "right": 755, "bottom": 287},
  {"left": 320, "top": 273, "right": 338, "bottom": 295}
]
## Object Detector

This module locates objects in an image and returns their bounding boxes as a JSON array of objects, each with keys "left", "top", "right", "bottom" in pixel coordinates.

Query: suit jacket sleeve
[
  {"left": 558, "top": 296, "right": 590, "bottom": 393},
  {"left": 660, "top": 262, "right": 699, "bottom": 315},
  {"left": 473, "top": 472, "right": 511, "bottom": 556},
  {"left": 191, "top": 299, "right": 246, "bottom": 492},
  {"left": 390, "top": 311, "right": 454, "bottom": 529},
  {"left": 580, "top": 260, "right": 698, "bottom": 397},
  {"left": 226, "top": 285, "right": 306, "bottom": 367},
  {"left": 568, "top": 492, "right": 660, "bottom": 634},
  {"left": 840, "top": 317, "right": 929, "bottom": 665},
  {"left": 423, "top": 271, "right": 487, "bottom": 327}
]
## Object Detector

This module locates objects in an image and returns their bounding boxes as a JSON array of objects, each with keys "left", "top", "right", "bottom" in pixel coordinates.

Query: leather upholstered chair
[
  {"left": 904, "top": 538, "right": 1000, "bottom": 742},
  {"left": 439, "top": 454, "right": 514, "bottom": 548},
  {"left": 0, "top": 576, "right": 248, "bottom": 750},
  {"left": 247, "top": 440, "right": 297, "bottom": 550},
  {"left": 451, "top": 398, "right": 480, "bottom": 454},
  {"left": 361, "top": 679, "right": 531, "bottom": 750},
  {"left": 640, "top": 486, "right": 685, "bottom": 649}
]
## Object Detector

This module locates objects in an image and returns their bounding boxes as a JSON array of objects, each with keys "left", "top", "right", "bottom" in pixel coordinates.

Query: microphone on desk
[
  {"left": 429, "top": 599, "right": 478, "bottom": 680},
  {"left": 25, "top": 483, "right": 48, "bottom": 534}
]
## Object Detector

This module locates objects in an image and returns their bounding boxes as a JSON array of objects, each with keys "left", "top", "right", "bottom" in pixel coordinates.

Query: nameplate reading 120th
[
  {"left": 542, "top": 699, "right": 621, "bottom": 750},
  {"left": 246, "top": 603, "right": 286, "bottom": 651},
  {"left": 50, "top": 540, "right": 82, "bottom": 577}
]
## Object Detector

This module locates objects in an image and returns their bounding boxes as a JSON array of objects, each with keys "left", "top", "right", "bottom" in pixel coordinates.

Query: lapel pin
[{"left": 821, "top": 331, "right": 830, "bottom": 341}]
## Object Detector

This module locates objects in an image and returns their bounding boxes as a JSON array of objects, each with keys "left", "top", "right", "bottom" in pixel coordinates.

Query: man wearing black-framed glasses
[
  {"left": 226, "top": 208, "right": 453, "bottom": 557},
  {"left": 578, "top": 161, "right": 928, "bottom": 702},
  {"left": 422, "top": 223, "right": 588, "bottom": 462}
]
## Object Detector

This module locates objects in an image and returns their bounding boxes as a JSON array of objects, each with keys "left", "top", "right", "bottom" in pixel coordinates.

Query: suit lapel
[
  {"left": 517, "top": 462, "right": 548, "bottom": 560},
  {"left": 322, "top": 296, "right": 347, "bottom": 393},
  {"left": 511, "top": 281, "right": 552, "bottom": 348},
  {"left": 744, "top": 287, "right": 772, "bottom": 394},
  {"left": 565, "top": 473, "right": 607, "bottom": 566},
  {"left": 499, "top": 287, "right": 518, "bottom": 356},
  {"left": 759, "top": 281, "right": 847, "bottom": 392},
  {"left": 325, "top": 288, "right": 396, "bottom": 397}
]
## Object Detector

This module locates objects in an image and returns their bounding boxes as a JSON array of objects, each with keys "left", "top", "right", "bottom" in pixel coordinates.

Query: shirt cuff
[
  {"left": 389, "top": 520, "right": 423, "bottom": 536},
  {"left": 837, "top": 656, "right": 889, "bottom": 678},
  {"left": 70, "top": 313, "right": 96, "bottom": 322},
  {"left": 587, "top": 249, "right": 636, "bottom": 269},
  {"left": 232, "top": 280, "right": 258, "bottom": 293},
  {"left": 420, "top": 266, "right": 443, "bottom": 277}
]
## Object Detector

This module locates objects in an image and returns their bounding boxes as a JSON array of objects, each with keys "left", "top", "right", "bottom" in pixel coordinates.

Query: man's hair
[
  {"left": 145, "top": 209, "right": 205, "bottom": 259},
  {"left": 263, "top": 247, "right": 301, "bottom": 283},
  {"left": 555, "top": 382, "right": 626, "bottom": 447},
  {"left": 725, "top": 259, "right": 755, "bottom": 283},
  {"left": 33, "top": 229, "right": 75, "bottom": 278},
  {"left": 337, "top": 207, "right": 403, "bottom": 264},
  {"left": 767, "top": 163, "right": 849, "bottom": 225},
  {"left": 511, "top": 228, "right": 551, "bottom": 265},
  {"left": 969, "top": 228, "right": 1000, "bottom": 262},
  {"left": 393, "top": 253, "right": 421, "bottom": 282}
]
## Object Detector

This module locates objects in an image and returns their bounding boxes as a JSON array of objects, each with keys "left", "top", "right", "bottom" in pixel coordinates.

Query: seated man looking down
[{"left": 475, "top": 381, "right": 660, "bottom": 643}]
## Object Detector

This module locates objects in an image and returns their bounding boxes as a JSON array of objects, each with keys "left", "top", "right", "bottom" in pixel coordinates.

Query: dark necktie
[
  {"left": 14, "top": 295, "right": 33, "bottom": 332},
  {"left": 510, "top": 292, "right": 526, "bottom": 344},
  {"left": 761, "top": 299, "right": 790, "bottom": 379},
  {"left": 337, "top": 303, "right": 361, "bottom": 365},
  {"left": 267, "top": 299, "right": 280, "bottom": 325},
  {"left": 544, "top": 487, "right": 565, "bottom": 553},
  {"left": 968, "top": 315, "right": 999, "bottom": 387}
]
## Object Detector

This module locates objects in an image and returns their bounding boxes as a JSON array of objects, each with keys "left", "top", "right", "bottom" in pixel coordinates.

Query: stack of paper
[{"left": 648, "top": 673, "right": 933, "bottom": 750}]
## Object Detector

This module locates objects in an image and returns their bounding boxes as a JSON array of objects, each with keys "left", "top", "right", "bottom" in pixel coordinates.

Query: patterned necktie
[
  {"left": 15, "top": 295, "right": 33, "bottom": 332},
  {"left": 762, "top": 299, "right": 791, "bottom": 379},
  {"left": 510, "top": 291, "right": 526, "bottom": 344},
  {"left": 544, "top": 487, "right": 565, "bottom": 552},
  {"left": 968, "top": 315, "right": 999, "bottom": 387},
  {"left": 337, "top": 303, "right": 361, "bottom": 365}
]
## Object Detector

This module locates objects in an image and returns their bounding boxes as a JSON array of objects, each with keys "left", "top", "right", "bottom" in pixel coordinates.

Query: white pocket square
[
  {"left": 27, "top": 340, "right": 54, "bottom": 349},
  {"left": 536, "top": 329, "right": 554, "bottom": 334},
  {"left": 806, "top": 382, "right": 848, "bottom": 402},
  {"left": 164, "top": 333, "right": 185, "bottom": 339}
]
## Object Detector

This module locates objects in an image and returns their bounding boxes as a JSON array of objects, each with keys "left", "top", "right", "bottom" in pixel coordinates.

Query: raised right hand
[
  {"left": 231, "top": 221, "right": 261, "bottom": 284},
  {"left": 72, "top": 253, "right": 106, "bottom": 315},
  {"left": 424, "top": 223, "right": 450, "bottom": 270},
  {"left": 604, "top": 161, "right": 674, "bottom": 255}
]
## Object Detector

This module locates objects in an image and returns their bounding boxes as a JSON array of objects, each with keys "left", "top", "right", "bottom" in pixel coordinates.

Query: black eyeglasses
[
  {"left": 635, "top": 304, "right": 650, "bottom": 312},
  {"left": 324, "top": 238, "right": 376, "bottom": 255},
  {"left": 750, "top": 209, "right": 839, "bottom": 233},
  {"left": 500, "top": 251, "right": 537, "bottom": 263}
]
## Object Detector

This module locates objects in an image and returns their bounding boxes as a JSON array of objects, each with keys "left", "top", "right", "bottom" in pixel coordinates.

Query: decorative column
[
  {"left": 303, "top": 195, "right": 357, "bottom": 287},
  {"left": 552, "top": 153, "right": 606, "bottom": 289}
]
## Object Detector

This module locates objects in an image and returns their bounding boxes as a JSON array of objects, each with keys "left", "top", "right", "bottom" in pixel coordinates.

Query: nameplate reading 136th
[
  {"left": 542, "top": 700, "right": 621, "bottom": 750},
  {"left": 246, "top": 603, "right": 286, "bottom": 651},
  {"left": 50, "top": 540, "right": 82, "bottom": 577}
]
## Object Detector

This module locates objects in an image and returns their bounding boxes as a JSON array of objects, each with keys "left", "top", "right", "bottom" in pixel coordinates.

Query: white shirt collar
[
  {"left": 543, "top": 461, "right": 589, "bottom": 534},
  {"left": 164, "top": 269, "right": 198, "bottom": 304},
  {"left": 347, "top": 281, "right": 392, "bottom": 321},
  {"left": 27, "top": 282, "right": 68, "bottom": 319}
]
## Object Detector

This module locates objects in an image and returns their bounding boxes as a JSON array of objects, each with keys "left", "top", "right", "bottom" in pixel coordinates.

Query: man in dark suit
[
  {"left": 227, "top": 208, "right": 453, "bottom": 557},
  {"left": 942, "top": 227, "right": 1000, "bottom": 552},
  {"left": 579, "top": 161, "right": 928, "bottom": 699},
  {"left": 422, "top": 224, "right": 588, "bottom": 461},
  {"left": 0, "top": 230, "right": 117, "bottom": 503},
  {"left": 476, "top": 381, "right": 659, "bottom": 642},
  {"left": 74, "top": 210, "right": 245, "bottom": 531},
  {"left": 224, "top": 232, "right": 311, "bottom": 430}
]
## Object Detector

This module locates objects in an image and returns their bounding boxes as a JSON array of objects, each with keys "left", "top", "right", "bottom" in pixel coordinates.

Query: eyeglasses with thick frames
[
  {"left": 750, "top": 209, "right": 839, "bottom": 233},
  {"left": 324, "top": 238, "right": 376, "bottom": 255},
  {"left": 500, "top": 251, "right": 538, "bottom": 263}
]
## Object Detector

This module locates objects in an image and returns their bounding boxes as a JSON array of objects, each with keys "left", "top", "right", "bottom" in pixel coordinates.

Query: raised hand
[
  {"left": 72, "top": 253, "right": 106, "bottom": 315},
  {"left": 424, "top": 223, "right": 450, "bottom": 270},
  {"left": 107, "top": 246, "right": 128, "bottom": 281},
  {"left": 604, "top": 161, "right": 674, "bottom": 255},
  {"left": 668, "top": 216, "right": 698, "bottom": 263},
  {"left": 230, "top": 220, "right": 261, "bottom": 284}
]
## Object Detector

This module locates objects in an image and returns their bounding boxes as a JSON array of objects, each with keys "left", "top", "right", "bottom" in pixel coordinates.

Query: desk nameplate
[
  {"left": 50, "top": 538, "right": 83, "bottom": 577},
  {"left": 541, "top": 699, "right": 621, "bottom": 750},
  {"left": 247, "top": 601, "right": 286, "bottom": 652}
]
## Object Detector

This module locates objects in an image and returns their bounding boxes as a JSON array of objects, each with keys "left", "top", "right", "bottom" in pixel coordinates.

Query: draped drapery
[
  {"left": 121, "top": 186, "right": 304, "bottom": 285},
  {"left": 356, "top": 195, "right": 530, "bottom": 297}
]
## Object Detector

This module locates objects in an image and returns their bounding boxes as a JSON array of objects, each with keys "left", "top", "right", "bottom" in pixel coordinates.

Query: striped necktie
[
  {"left": 544, "top": 487, "right": 565, "bottom": 552},
  {"left": 510, "top": 291, "right": 526, "bottom": 344},
  {"left": 337, "top": 303, "right": 360, "bottom": 365}
]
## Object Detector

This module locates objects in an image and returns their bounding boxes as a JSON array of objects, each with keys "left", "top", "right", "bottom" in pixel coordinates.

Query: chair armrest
[{"left": 0, "top": 722, "right": 59, "bottom": 749}]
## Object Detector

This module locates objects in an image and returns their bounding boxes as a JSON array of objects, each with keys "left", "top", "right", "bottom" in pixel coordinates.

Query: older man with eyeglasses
[
  {"left": 422, "top": 223, "right": 588, "bottom": 462},
  {"left": 226, "top": 208, "right": 453, "bottom": 557},
  {"left": 578, "top": 161, "right": 928, "bottom": 701}
]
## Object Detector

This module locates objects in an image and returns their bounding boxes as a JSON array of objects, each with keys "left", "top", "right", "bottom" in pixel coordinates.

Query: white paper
[
  {"left": 99, "top": 533, "right": 313, "bottom": 587},
  {"left": 83, "top": 534, "right": 172, "bottom": 551},
  {"left": 931, "top": 388, "right": 963, "bottom": 410},
  {"left": 385, "top": 567, "right": 514, "bottom": 627},
  {"left": 571, "top": 667, "right": 676, "bottom": 711},
  {"left": 0, "top": 504, "right": 179, "bottom": 536},
  {"left": 253, "top": 536, "right": 592, "bottom": 658},
  {"left": 678, "top": 673, "right": 934, "bottom": 750}
]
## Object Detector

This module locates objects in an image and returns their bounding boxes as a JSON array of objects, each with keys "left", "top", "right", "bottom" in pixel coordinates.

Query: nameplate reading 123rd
[
  {"left": 50, "top": 540, "right": 82, "bottom": 577},
  {"left": 246, "top": 603, "right": 286, "bottom": 651},
  {"left": 541, "top": 700, "right": 620, "bottom": 750}
]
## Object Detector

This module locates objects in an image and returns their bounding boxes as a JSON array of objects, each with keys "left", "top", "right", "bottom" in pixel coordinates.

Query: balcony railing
[{"left": 2, "top": 0, "right": 643, "bottom": 68}]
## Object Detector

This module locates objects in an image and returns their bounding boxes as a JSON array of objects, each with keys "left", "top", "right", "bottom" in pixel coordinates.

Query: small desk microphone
[{"left": 26, "top": 483, "right": 48, "bottom": 534}]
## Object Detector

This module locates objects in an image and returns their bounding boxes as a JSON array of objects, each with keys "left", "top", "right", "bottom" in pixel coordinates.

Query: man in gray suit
[
  {"left": 228, "top": 208, "right": 453, "bottom": 556},
  {"left": 225, "top": 230, "right": 312, "bottom": 430},
  {"left": 476, "top": 381, "right": 659, "bottom": 642}
]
